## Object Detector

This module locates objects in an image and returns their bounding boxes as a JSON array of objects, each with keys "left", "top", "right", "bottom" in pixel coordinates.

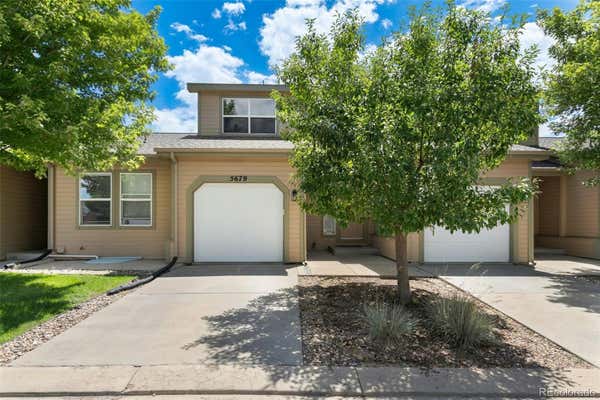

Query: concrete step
[
  {"left": 332, "top": 246, "right": 380, "bottom": 256},
  {"left": 535, "top": 247, "right": 567, "bottom": 255}
]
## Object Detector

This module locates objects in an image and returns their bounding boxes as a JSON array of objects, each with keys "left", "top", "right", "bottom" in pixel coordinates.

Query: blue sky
[{"left": 131, "top": 0, "right": 577, "bottom": 133}]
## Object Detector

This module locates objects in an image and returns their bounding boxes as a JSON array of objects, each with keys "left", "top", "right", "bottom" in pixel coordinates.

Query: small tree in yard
[
  {"left": 275, "top": 4, "right": 539, "bottom": 304},
  {"left": 0, "top": 0, "right": 170, "bottom": 176},
  {"left": 538, "top": 0, "right": 600, "bottom": 184}
]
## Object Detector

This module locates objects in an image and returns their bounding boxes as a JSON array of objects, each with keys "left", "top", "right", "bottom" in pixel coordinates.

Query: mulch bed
[
  {"left": 298, "top": 276, "right": 592, "bottom": 369},
  {"left": 0, "top": 289, "right": 134, "bottom": 365}
]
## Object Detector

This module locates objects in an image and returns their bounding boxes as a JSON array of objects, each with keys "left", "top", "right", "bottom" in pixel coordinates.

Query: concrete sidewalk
[
  {"left": 419, "top": 263, "right": 600, "bottom": 368},
  {"left": 303, "top": 250, "right": 430, "bottom": 277},
  {"left": 12, "top": 264, "right": 302, "bottom": 366},
  {"left": 1, "top": 364, "right": 598, "bottom": 398}
]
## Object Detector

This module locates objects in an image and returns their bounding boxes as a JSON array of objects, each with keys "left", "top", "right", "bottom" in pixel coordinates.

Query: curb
[{"left": 1, "top": 365, "right": 598, "bottom": 398}]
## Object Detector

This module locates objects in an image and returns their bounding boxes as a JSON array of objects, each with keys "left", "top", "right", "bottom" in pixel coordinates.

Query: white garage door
[
  {"left": 194, "top": 183, "right": 284, "bottom": 262},
  {"left": 424, "top": 218, "right": 510, "bottom": 262}
]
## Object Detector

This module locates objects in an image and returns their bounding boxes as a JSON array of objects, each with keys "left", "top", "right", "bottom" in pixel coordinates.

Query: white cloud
[
  {"left": 458, "top": 0, "right": 506, "bottom": 12},
  {"left": 222, "top": 1, "right": 246, "bottom": 16},
  {"left": 212, "top": 8, "right": 222, "bottom": 19},
  {"left": 245, "top": 71, "right": 278, "bottom": 84},
  {"left": 153, "top": 45, "right": 244, "bottom": 132},
  {"left": 519, "top": 22, "right": 555, "bottom": 71},
  {"left": 153, "top": 44, "right": 277, "bottom": 132},
  {"left": 170, "top": 22, "right": 208, "bottom": 43},
  {"left": 381, "top": 18, "right": 392, "bottom": 29},
  {"left": 259, "top": 0, "right": 391, "bottom": 66},
  {"left": 224, "top": 18, "right": 247, "bottom": 32}
]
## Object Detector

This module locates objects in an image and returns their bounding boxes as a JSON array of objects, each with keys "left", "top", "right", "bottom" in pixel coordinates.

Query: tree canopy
[
  {"left": 0, "top": 0, "right": 170, "bottom": 176},
  {"left": 275, "top": 4, "right": 539, "bottom": 302},
  {"left": 538, "top": 0, "right": 600, "bottom": 184}
]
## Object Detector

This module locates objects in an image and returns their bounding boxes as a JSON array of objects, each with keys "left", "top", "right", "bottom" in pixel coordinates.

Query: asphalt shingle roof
[
  {"left": 538, "top": 136, "right": 565, "bottom": 150},
  {"left": 138, "top": 133, "right": 294, "bottom": 155},
  {"left": 139, "top": 133, "right": 548, "bottom": 155}
]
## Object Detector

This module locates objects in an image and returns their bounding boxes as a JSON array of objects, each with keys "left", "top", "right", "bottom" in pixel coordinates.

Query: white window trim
[
  {"left": 222, "top": 97, "right": 277, "bottom": 135},
  {"left": 119, "top": 172, "right": 153, "bottom": 227},
  {"left": 79, "top": 172, "right": 112, "bottom": 227},
  {"left": 323, "top": 215, "right": 337, "bottom": 236}
]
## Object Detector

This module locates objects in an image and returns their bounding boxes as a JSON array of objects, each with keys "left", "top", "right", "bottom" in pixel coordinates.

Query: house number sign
[{"left": 230, "top": 175, "right": 248, "bottom": 182}]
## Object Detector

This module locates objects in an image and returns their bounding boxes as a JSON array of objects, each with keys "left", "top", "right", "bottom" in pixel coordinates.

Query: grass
[
  {"left": 428, "top": 293, "right": 496, "bottom": 350},
  {"left": 362, "top": 299, "right": 416, "bottom": 343},
  {"left": 0, "top": 272, "right": 134, "bottom": 344}
]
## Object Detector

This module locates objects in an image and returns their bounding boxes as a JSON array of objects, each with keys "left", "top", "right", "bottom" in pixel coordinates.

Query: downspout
[
  {"left": 170, "top": 152, "right": 178, "bottom": 259},
  {"left": 47, "top": 164, "right": 55, "bottom": 252}
]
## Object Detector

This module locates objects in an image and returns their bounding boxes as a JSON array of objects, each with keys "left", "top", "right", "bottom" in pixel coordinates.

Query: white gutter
[
  {"left": 47, "top": 164, "right": 54, "bottom": 251},
  {"left": 170, "top": 152, "right": 178, "bottom": 259}
]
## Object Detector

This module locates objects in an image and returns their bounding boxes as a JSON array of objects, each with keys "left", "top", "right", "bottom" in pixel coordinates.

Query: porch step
[
  {"left": 535, "top": 247, "right": 567, "bottom": 255},
  {"left": 333, "top": 246, "right": 380, "bottom": 256}
]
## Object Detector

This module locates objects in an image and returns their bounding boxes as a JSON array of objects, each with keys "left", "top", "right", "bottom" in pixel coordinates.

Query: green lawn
[{"left": 0, "top": 272, "right": 134, "bottom": 344}]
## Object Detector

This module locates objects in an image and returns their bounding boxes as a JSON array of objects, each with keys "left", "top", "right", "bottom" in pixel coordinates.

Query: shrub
[
  {"left": 428, "top": 294, "right": 496, "bottom": 350},
  {"left": 362, "top": 300, "right": 416, "bottom": 343}
]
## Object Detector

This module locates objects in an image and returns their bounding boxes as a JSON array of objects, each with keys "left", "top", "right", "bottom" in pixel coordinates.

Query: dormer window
[{"left": 223, "top": 98, "right": 276, "bottom": 135}]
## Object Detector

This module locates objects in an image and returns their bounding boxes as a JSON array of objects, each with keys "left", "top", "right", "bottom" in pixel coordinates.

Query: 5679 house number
[{"left": 230, "top": 175, "right": 248, "bottom": 182}]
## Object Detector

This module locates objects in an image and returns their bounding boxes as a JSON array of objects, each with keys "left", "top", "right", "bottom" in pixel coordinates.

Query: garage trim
[
  {"left": 418, "top": 177, "right": 522, "bottom": 263},
  {"left": 185, "top": 175, "right": 289, "bottom": 263}
]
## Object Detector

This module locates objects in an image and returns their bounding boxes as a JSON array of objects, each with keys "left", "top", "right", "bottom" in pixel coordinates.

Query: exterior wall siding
[
  {"left": 372, "top": 158, "right": 531, "bottom": 263},
  {"left": 0, "top": 165, "right": 47, "bottom": 259},
  {"left": 535, "top": 170, "right": 600, "bottom": 259},
  {"left": 176, "top": 154, "right": 303, "bottom": 263},
  {"left": 53, "top": 158, "right": 172, "bottom": 259},
  {"left": 565, "top": 170, "right": 599, "bottom": 238},
  {"left": 537, "top": 176, "right": 560, "bottom": 236},
  {"left": 198, "top": 91, "right": 275, "bottom": 135},
  {"left": 307, "top": 214, "right": 336, "bottom": 250}
]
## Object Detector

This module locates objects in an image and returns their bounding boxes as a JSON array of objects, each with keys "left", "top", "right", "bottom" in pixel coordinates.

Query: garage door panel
[
  {"left": 424, "top": 222, "right": 510, "bottom": 263},
  {"left": 194, "top": 183, "right": 284, "bottom": 262}
]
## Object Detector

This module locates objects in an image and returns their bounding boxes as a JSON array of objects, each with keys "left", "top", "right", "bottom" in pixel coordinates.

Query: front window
[
  {"left": 120, "top": 173, "right": 152, "bottom": 226},
  {"left": 323, "top": 215, "right": 336, "bottom": 236},
  {"left": 223, "top": 98, "right": 276, "bottom": 134},
  {"left": 79, "top": 173, "right": 112, "bottom": 226}
]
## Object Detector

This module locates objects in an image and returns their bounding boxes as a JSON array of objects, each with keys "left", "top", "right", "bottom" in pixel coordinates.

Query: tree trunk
[{"left": 395, "top": 232, "right": 411, "bottom": 305}]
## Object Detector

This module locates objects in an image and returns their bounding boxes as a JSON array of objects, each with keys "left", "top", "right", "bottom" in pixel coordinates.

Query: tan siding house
[
  {"left": 362, "top": 158, "right": 534, "bottom": 264},
  {"left": 47, "top": 82, "right": 550, "bottom": 264},
  {"left": 0, "top": 165, "right": 47, "bottom": 260}
]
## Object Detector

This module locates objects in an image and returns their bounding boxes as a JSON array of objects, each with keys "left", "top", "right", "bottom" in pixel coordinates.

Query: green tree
[
  {"left": 0, "top": 0, "right": 170, "bottom": 176},
  {"left": 538, "top": 0, "right": 600, "bottom": 184},
  {"left": 275, "top": 5, "right": 539, "bottom": 303}
]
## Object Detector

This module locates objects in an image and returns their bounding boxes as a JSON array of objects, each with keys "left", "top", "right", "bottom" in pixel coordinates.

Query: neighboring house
[
  {"left": 46, "top": 83, "right": 549, "bottom": 264},
  {"left": 533, "top": 137, "right": 600, "bottom": 259},
  {"left": 0, "top": 165, "right": 47, "bottom": 260}
]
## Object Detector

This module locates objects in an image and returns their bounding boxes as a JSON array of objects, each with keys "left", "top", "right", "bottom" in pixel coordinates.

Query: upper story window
[{"left": 223, "top": 98, "right": 276, "bottom": 135}]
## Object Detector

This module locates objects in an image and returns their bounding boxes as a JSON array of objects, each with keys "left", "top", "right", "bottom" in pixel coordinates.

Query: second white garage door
[
  {"left": 194, "top": 183, "right": 284, "bottom": 262},
  {"left": 424, "top": 220, "right": 510, "bottom": 263}
]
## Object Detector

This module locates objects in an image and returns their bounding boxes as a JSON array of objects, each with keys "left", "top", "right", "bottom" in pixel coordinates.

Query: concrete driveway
[
  {"left": 13, "top": 264, "right": 302, "bottom": 366},
  {"left": 419, "top": 261, "right": 600, "bottom": 368}
]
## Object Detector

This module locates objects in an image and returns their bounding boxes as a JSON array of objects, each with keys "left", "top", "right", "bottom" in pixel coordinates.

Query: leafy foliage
[
  {"left": 428, "top": 293, "right": 496, "bottom": 350},
  {"left": 538, "top": 0, "right": 600, "bottom": 184},
  {"left": 275, "top": 4, "right": 539, "bottom": 301},
  {"left": 0, "top": 0, "right": 170, "bottom": 176}
]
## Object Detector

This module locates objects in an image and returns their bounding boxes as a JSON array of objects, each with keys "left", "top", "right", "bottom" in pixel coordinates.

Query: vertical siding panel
[
  {"left": 0, "top": 165, "right": 47, "bottom": 259},
  {"left": 53, "top": 158, "right": 172, "bottom": 259}
]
